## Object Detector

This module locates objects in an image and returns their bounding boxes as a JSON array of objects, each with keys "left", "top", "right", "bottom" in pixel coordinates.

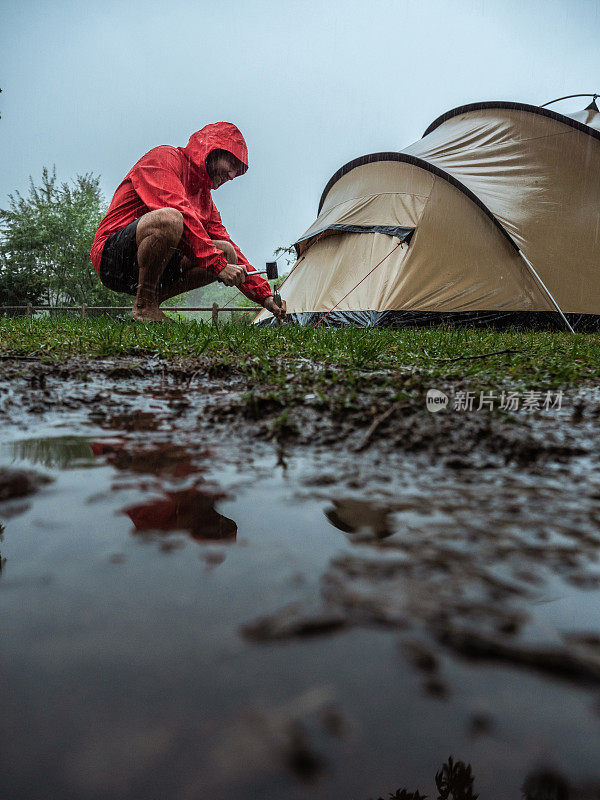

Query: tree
[{"left": 0, "top": 167, "right": 130, "bottom": 307}]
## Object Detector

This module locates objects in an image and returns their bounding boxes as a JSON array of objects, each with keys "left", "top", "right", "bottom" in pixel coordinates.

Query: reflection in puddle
[
  {"left": 125, "top": 487, "right": 237, "bottom": 541},
  {"left": 105, "top": 410, "right": 161, "bottom": 431},
  {"left": 1, "top": 434, "right": 238, "bottom": 546},
  {"left": 90, "top": 440, "right": 204, "bottom": 478},
  {"left": 91, "top": 439, "right": 238, "bottom": 542},
  {"left": 325, "top": 498, "right": 394, "bottom": 540},
  {"left": 3, "top": 422, "right": 600, "bottom": 798},
  {"left": 3, "top": 436, "right": 96, "bottom": 469}
]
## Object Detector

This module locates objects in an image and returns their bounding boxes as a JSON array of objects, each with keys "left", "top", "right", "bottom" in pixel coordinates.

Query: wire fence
[{"left": 0, "top": 304, "right": 261, "bottom": 324}]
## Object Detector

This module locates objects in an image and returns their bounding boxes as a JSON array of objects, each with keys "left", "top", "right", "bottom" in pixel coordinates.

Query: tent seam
[
  {"left": 319, "top": 190, "right": 431, "bottom": 216},
  {"left": 318, "top": 152, "right": 518, "bottom": 251},
  {"left": 422, "top": 101, "right": 600, "bottom": 142}
]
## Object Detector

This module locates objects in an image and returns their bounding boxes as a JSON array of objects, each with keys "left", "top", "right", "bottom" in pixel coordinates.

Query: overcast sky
[{"left": 1, "top": 0, "right": 598, "bottom": 272}]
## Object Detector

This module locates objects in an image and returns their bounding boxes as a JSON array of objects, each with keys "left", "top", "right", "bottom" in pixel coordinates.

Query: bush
[{"left": 0, "top": 167, "right": 130, "bottom": 308}]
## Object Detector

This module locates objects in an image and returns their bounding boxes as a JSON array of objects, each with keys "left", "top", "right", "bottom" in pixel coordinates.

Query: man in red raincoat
[{"left": 91, "top": 122, "right": 286, "bottom": 323}]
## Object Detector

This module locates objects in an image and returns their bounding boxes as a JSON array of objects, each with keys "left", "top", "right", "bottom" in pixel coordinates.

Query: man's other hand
[
  {"left": 220, "top": 263, "right": 247, "bottom": 287},
  {"left": 263, "top": 296, "right": 287, "bottom": 320}
]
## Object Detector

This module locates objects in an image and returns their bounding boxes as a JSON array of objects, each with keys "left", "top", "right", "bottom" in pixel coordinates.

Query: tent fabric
[
  {"left": 404, "top": 106, "right": 600, "bottom": 314},
  {"left": 421, "top": 101, "right": 600, "bottom": 141},
  {"left": 567, "top": 106, "right": 600, "bottom": 132},
  {"left": 263, "top": 169, "right": 552, "bottom": 315},
  {"left": 315, "top": 153, "right": 516, "bottom": 250},
  {"left": 255, "top": 100, "right": 600, "bottom": 328}
]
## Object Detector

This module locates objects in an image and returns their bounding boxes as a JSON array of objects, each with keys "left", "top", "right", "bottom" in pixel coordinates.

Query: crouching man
[{"left": 90, "top": 122, "right": 286, "bottom": 323}]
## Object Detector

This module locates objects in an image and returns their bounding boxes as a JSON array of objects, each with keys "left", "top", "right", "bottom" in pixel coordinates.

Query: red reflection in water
[
  {"left": 125, "top": 488, "right": 237, "bottom": 541},
  {"left": 90, "top": 440, "right": 203, "bottom": 478},
  {"left": 91, "top": 439, "right": 237, "bottom": 542}
]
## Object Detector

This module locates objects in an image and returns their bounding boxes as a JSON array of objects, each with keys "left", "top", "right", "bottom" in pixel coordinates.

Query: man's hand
[
  {"left": 219, "top": 263, "right": 247, "bottom": 287},
  {"left": 263, "top": 295, "right": 287, "bottom": 320}
]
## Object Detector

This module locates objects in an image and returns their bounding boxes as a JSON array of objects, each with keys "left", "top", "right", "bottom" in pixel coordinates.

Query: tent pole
[
  {"left": 517, "top": 250, "right": 575, "bottom": 333},
  {"left": 540, "top": 92, "right": 599, "bottom": 108}
]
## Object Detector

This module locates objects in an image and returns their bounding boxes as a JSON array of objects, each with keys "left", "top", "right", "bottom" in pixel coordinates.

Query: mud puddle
[{"left": 1, "top": 358, "right": 600, "bottom": 799}]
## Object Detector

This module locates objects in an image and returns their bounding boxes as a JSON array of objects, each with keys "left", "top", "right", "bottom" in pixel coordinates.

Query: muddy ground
[{"left": 1, "top": 355, "right": 600, "bottom": 799}]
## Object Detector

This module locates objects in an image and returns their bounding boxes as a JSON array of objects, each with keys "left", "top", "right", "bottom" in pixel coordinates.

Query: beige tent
[{"left": 255, "top": 98, "right": 600, "bottom": 330}]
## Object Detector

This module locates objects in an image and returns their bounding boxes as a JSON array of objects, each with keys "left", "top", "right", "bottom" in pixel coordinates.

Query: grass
[{"left": 1, "top": 315, "right": 599, "bottom": 392}]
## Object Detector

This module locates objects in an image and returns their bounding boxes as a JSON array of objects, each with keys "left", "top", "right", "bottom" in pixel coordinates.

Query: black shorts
[{"left": 99, "top": 219, "right": 186, "bottom": 296}]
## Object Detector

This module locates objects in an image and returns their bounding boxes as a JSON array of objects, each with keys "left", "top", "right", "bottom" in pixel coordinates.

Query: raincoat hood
[{"left": 181, "top": 122, "right": 249, "bottom": 184}]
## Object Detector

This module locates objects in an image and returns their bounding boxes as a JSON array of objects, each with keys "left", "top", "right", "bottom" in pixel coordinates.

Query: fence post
[
  {"left": 26, "top": 303, "right": 32, "bottom": 317},
  {"left": 81, "top": 303, "right": 88, "bottom": 319},
  {"left": 212, "top": 302, "right": 219, "bottom": 325}
]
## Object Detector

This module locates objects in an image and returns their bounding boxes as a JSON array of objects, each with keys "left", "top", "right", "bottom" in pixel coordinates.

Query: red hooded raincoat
[{"left": 91, "top": 122, "right": 272, "bottom": 304}]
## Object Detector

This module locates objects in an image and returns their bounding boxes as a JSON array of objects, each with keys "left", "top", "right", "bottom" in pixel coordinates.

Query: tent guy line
[
  {"left": 517, "top": 250, "right": 574, "bottom": 333},
  {"left": 313, "top": 240, "right": 405, "bottom": 328}
]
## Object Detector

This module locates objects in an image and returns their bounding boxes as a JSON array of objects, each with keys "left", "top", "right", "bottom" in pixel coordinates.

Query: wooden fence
[{"left": 0, "top": 304, "right": 260, "bottom": 324}]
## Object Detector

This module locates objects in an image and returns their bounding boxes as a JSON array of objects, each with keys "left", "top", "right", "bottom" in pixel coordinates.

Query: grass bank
[{"left": 1, "top": 317, "right": 599, "bottom": 391}]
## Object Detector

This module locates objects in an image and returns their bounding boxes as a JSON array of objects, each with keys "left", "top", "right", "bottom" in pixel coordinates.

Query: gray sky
[{"left": 1, "top": 0, "right": 598, "bottom": 271}]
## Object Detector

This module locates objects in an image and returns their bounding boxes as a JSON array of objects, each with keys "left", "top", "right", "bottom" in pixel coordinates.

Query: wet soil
[{"left": 1, "top": 355, "right": 600, "bottom": 799}]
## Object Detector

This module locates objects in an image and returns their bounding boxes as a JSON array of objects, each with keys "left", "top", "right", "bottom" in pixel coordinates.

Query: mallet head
[{"left": 265, "top": 261, "right": 279, "bottom": 280}]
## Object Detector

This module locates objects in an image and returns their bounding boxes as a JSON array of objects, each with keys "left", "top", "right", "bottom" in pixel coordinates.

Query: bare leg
[
  {"left": 157, "top": 240, "right": 238, "bottom": 304},
  {"left": 157, "top": 258, "right": 215, "bottom": 303},
  {"left": 133, "top": 208, "right": 184, "bottom": 322}
]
